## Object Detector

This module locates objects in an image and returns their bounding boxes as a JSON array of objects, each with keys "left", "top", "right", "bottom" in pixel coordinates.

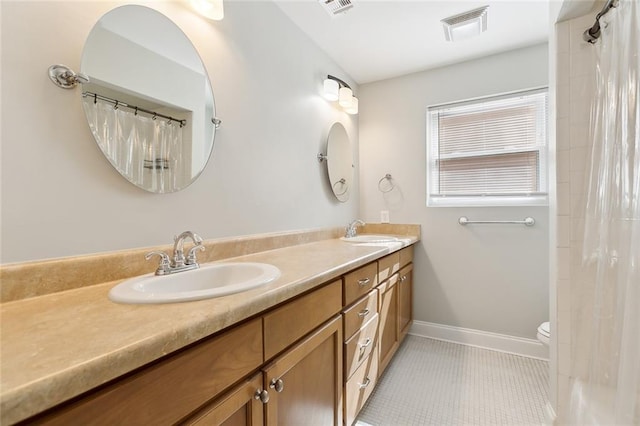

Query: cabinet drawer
[
  {"left": 343, "top": 262, "right": 378, "bottom": 306},
  {"left": 344, "top": 313, "right": 379, "bottom": 380},
  {"left": 378, "top": 252, "right": 400, "bottom": 283},
  {"left": 399, "top": 245, "right": 414, "bottom": 268},
  {"left": 34, "top": 319, "right": 263, "bottom": 425},
  {"left": 343, "top": 289, "right": 378, "bottom": 341},
  {"left": 263, "top": 279, "right": 342, "bottom": 360},
  {"left": 345, "top": 348, "right": 378, "bottom": 426}
]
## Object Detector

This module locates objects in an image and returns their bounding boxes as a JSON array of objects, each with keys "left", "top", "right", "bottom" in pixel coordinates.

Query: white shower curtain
[
  {"left": 82, "top": 96, "right": 184, "bottom": 192},
  {"left": 568, "top": 0, "right": 640, "bottom": 424}
]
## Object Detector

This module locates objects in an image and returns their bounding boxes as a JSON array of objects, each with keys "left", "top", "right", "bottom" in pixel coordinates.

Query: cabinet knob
[
  {"left": 400, "top": 275, "right": 407, "bottom": 282},
  {"left": 254, "top": 389, "right": 269, "bottom": 403},
  {"left": 357, "top": 278, "right": 371, "bottom": 287},
  {"left": 269, "top": 378, "right": 284, "bottom": 393}
]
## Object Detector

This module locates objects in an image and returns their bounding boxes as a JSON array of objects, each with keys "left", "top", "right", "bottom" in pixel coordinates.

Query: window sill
[{"left": 427, "top": 194, "right": 549, "bottom": 207}]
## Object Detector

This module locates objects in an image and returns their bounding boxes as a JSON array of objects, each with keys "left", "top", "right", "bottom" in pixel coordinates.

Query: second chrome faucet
[
  {"left": 146, "top": 231, "right": 205, "bottom": 275},
  {"left": 345, "top": 219, "right": 365, "bottom": 238}
]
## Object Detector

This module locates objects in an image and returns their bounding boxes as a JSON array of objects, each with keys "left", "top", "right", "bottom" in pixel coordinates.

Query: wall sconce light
[
  {"left": 441, "top": 6, "right": 488, "bottom": 42},
  {"left": 323, "top": 75, "right": 358, "bottom": 115},
  {"left": 190, "top": 0, "right": 224, "bottom": 20}
]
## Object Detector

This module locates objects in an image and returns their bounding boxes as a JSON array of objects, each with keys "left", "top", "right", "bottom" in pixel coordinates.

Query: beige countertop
[{"left": 0, "top": 230, "right": 418, "bottom": 425}]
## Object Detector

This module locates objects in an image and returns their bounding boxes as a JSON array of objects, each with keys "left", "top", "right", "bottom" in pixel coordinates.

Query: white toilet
[{"left": 537, "top": 321, "right": 550, "bottom": 346}]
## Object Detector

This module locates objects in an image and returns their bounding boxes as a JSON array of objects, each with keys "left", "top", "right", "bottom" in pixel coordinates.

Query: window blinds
[{"left": 428, "top": 89, "right": 548, "bottom": 200}]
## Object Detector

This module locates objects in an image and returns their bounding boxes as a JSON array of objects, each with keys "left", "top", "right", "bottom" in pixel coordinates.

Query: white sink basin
[
  {"left": 340, "top": 235, "right": 399, "bottom": 243},
  {"left": 109, "top": 262, "right": 281, "bottom": 304}
]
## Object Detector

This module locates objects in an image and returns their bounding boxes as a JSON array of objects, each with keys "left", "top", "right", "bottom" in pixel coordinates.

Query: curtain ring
[
  {"left": 114, "top": 100, "right": 119, "bottom": 110},
  {"left": 93, "top": 93, "right": 97, "bottom": 104},
  {"left": 152, "top": 113, "right": 157, "bottom": 120}
]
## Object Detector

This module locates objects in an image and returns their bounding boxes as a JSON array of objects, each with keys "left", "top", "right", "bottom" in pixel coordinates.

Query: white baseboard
[{"left": 409, "top": 320, "right": 549, "bottom": 360}]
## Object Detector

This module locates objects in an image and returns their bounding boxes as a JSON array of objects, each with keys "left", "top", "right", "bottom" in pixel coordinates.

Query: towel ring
[
  {"left": 333, "top": 178, "right": 348, "bottom": 196},
  {"left": 378, "top": 174, "right": 394, "bottom": 193}
]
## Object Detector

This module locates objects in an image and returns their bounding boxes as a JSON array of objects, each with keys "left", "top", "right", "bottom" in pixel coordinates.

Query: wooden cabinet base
[{"left": 22, "top": 245, "right": 414, "bottom": 426}]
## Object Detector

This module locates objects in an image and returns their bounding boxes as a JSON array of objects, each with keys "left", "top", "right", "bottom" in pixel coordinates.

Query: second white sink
[
  {"left": 340, "top": 234, "right": 399, "bottom": 243},
  {"left": 109, "top": 262, "right": 281, "bottom": 304}
]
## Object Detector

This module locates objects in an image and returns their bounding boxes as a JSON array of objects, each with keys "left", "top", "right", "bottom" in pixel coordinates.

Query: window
[{"left": 426, "top": 88, "right": 548, "bottom": 206}]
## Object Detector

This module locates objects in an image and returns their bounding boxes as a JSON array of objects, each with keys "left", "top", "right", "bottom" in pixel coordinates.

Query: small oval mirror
[
  {"left": 80, "top": 5, "right": 216, "bottom": 193},
  {"left": 326, "top": 122, "right": 353, "bottom": 202}
]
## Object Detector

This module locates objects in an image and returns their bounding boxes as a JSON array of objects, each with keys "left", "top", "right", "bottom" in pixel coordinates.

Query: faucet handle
[
  {"left": 186, "top": 244, "right": 205, "bottom": 265},
  {"left": 145, "top": 251, "right": 171, "bottom": 275}
]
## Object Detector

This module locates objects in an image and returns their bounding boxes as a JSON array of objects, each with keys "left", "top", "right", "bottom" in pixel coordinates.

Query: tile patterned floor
[{"left": 356, "top": 335, "right": 549, "bottom": 426}]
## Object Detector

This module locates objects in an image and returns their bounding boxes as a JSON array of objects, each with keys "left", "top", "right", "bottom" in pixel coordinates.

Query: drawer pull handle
[
  {"left": 359, "top": 338, "right": 372, "bottom": 350},
  {"left": 359, "top": 377, "right": 371, "bottom": 389},
  {"left": 254, "top": 389, "right": 269, "bottom": 403},
  {"left": 357, "top": 308, "right": 370, "bottom": 318},
  {"left": 400, "top": 275, "right": 407, "bottom": 282},
  {"left": 358, "top": 278, "right": 371, "bottom": 287},
  {"left": 270, "top": 378, "right": 284, "bottom": 393}
]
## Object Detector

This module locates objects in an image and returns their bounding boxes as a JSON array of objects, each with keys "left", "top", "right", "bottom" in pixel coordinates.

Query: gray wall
[
  {"left": 0, "top": 1, "right": 358, "bottom": 263},
  {"left": 359, "top": 44, "right": 549, "bottom": 339}
]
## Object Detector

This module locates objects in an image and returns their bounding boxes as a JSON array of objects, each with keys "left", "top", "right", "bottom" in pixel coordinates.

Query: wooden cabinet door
[
  {"left": 398, "top": 264, "right": 413, "bottom": 343},
  {"left": 185, "top": 374, "right": 264, "bottom": 426},
  {"left": 263, "top": 316, "right": 343, "bottom": 426},
  {"left": 378, "top": 274, "right": 398, "bottom": 376}
]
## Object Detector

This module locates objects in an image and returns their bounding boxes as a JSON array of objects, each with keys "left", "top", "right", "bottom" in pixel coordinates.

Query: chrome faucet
[
  {"left": 345, "top": 219, "right": 365, "bottom": 238},
  {"left": 146, "top": 231, "right": 205, "bottom": 275}
]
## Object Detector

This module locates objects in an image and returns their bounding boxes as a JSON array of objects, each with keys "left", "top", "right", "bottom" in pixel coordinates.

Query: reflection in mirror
[
  {"left": 80, "top": 5, "right": 216, "bottom": 193},
  {"left": 326, "top": 122, "right": 354, "bottom": 202}
]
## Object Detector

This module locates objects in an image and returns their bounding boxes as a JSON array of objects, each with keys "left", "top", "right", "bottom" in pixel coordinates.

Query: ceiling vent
[
  {"left": 319, "top": 0, "right": 354, "bottom": 16},
  {"left": 441, "top": 6, "right": 489, "bottom": 41}
]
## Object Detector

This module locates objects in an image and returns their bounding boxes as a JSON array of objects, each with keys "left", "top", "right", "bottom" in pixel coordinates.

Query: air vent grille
[
  {"left": 319, "top": 0, "right": 354, "bottom": 16},
  {"left": 441, "top": 6, "right": 488, "bottom": 26}
]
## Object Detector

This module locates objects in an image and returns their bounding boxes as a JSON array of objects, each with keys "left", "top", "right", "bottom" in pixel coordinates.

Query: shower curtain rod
[
  {"left": 82, "top": 91, "right": 187, "bottom": 127},
  {"left": 583, "top": 0, "right": 617, "bottom": 44}
]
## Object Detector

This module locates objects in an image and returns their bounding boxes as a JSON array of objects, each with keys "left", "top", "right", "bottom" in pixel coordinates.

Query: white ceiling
[{"left": 273, "top": 0, "right": 551, "bottom": 84}]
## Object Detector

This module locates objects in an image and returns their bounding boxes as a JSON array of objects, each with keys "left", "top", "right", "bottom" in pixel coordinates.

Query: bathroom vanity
[{"left": 0, "top": 225, "right": 418, "bottom": 425}]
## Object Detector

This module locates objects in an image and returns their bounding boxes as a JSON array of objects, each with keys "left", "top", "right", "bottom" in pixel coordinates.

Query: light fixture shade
[
  {"left": 190, "top": 0, "right": 224, "bottom": 20},
  {"left": 323, "top": 78, "right": 339, "bottom": 101},
  {"left": 345, "top": 97, "right": 358, "bottom": 115},
  {"left": 339, "top": 87, "right": 353, "bottom": 107},
  {"left": 441, "top": 6, "right": 488, "bottom": 42}
]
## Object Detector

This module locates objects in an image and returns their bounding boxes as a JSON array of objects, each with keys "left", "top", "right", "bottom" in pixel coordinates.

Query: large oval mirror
[
  {"left": 80, "top": 5, "right": 216, "bottom": 193},
  {"left": 326, "top": 122, "right": 354, "bottom": 202}
]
